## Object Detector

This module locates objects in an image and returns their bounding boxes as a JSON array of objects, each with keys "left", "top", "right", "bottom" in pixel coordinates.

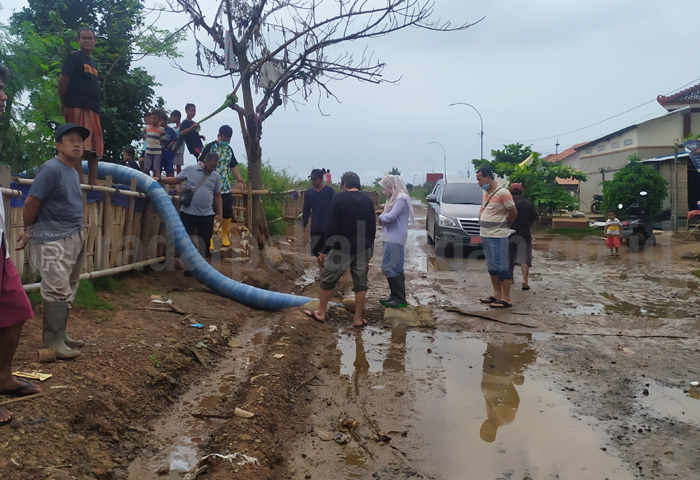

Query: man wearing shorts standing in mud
[
  {"left": 302, "top": 171, "right": 376, "bottom": 328},
  {"left": 58, "top": 27, "right": 103, "bottom": 186},
  {"left": 0, "top": 65, "right": 41, "bottom": 425}
]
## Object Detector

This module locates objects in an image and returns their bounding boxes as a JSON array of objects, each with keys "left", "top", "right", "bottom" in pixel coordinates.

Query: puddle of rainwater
[
  {"left": 405, "top": 333, "right": 633, "bottom": 479},
  {"left": 637, "top": 379, "right": 700, "bottom": 425},
  {"left": 333, "top": 328, "right": 633, "bottom": 478},
  {"left": 127, "top": 324, "right": 272, "bottom": 479},
  {"left": 603, "top": 301, "right": 687, "bottom": 319},
  {"left": 336, "top": 328, "right": 391, "bottom": 376},
  {"left": 643, "top": 275, "right": 698, "bottom": 290}
]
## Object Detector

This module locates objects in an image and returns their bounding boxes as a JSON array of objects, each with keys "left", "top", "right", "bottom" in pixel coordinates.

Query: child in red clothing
[{"left": 605, "top": 210, "right": 622, "bottom": 256}]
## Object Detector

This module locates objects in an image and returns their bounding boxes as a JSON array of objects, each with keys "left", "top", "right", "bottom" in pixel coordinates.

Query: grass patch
[
  {"left": 26, "top": 289, "right": 43, "bottom": 306},
  {"left": 546, "top": 227, "right": 601, "bottom": 239},
  {"left": 691, "top": 270, "right": 700, "bottom": 279},
  {"left": 73, "top": 280, "right": 115, "bottom": 310}
]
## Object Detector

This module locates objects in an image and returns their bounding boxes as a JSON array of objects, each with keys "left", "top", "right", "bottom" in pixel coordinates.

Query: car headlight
[{"left": 438, "top": 214, "right": 457, "bottom": 227}]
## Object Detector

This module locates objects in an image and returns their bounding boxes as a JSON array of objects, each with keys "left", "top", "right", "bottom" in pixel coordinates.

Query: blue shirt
[
  {"left": 28, "top": 157, "right": 83, "bottom": 243},
  {"left": 302, "top": 185, "right": 335, "bottom": 232}
]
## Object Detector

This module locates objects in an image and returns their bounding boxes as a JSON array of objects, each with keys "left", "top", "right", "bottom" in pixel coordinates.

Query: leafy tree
[
  {"left": 473, "top": 143, "right": 533, "bottom": 179},
  {"left": 509, "top": 155, "right": 588, "bottom": 213},
  {"left": 163, "top": 0, "right": 476, "bottom": 246},
  {"left": 389, "top": 167, "right": 401, "bottom": 176},
  {"left": 601, "top": 154, "right": 667, "bottom": 215},
  {"left": 1, "top": 0, "right": 181, "bottom": 170}
]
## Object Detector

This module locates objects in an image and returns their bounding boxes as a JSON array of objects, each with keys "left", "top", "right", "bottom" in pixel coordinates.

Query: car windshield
[{"left": 441, "top": 183, "right": 482, "bottom": 204}]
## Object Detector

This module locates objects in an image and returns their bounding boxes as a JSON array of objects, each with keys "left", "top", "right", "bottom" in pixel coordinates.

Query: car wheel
[{"left": 427, "top": 222, "right": 435, "bottom": 245}]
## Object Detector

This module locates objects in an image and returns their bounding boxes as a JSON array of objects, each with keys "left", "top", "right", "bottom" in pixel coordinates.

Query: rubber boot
[
  {"left": 209, "top": 238, "right": 214, "bottom": 251},
  {"left": 382, "top": 275, "right": 407, "bottom": 308},
  {"left": 220, "top": 218, "right": 232, "bottom": 247},
  {"left": 64, "top": 306, "right": 85, "bottom": 348},
  {"left": 379, "top": 276, "right": 397, "bottom": 306},
  {"left": 43, "top": 302, "right": 81, "bottom": 359}
]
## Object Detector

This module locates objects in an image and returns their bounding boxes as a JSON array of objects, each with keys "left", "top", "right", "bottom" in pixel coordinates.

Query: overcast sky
[{"left": 3, "top": 0, "right": 699, "bottom": 186}]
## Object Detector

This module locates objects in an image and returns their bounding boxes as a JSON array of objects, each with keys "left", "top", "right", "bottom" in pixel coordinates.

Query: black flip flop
[
  {"left": 0, "top": 379, "right": 40, "bottom": 397},
  {"left": 522, "top": 284, "right": 531, "bottom": 291},
  {"left": 353, "top": 320, "right": 368, "bottom": 328},
  {"left": 302, "top": 309, "right": 326, "bottom": 323},
  {"left": 480, "top": 296, "right": 498, "bottom": 304},
  {"left": 490, "top": 300, "right": 512, "bottom": 308}
]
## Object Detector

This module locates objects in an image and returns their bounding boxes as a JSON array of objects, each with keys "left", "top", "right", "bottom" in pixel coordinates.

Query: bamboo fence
[{"left": 2, "top": 179, "right": 308, "bottom": 284}]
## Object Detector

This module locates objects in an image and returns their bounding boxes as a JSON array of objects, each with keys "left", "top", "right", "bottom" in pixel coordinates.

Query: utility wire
[{"left": 521, "top": 77, "right": 700, "bottom": 143}]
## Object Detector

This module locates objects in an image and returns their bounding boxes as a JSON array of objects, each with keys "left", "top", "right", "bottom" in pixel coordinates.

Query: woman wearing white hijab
[{"left": 378, "top": 174, "right": 414, "bottom": 308}]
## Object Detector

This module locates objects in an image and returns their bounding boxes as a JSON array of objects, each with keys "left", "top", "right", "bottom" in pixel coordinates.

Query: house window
[
  {"left": 612, "top": 141, "right": 620, "bottom": 149},
  {"left": 586, "top": 148, "right": 593, "bottom": 154},
  {"left": 623, "top": 138, "right": 633, "bottom": 146},
  {"left": 597, "top": 145, "right": 605, "bottom": 152}
]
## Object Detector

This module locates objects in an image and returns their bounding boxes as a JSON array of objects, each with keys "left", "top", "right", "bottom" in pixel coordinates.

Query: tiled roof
[
  {"left": 657, "top": 82, "right": 700, "bottom": 109},
  {"left": 542, "top": 143, "right": 587, "bottom": 162}
]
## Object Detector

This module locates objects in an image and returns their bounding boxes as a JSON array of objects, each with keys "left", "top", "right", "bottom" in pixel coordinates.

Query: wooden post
[
  {"left": 123, "top": 178, "right": 138, "bottom": 265},
  {"left": 246, "top": 182, "right": 253, "bottom": 232},
  {"left": 102, "top": 176, "right": 113, "bottom": 269}
]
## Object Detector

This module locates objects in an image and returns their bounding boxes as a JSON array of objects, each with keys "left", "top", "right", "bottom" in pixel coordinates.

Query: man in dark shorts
[
  {"left": 302, "top": 168, "right": 334, "bottom": 256},
  {"left": 16, "top": 123, "right": 91, "bottom": 360},
  {"left": 508, "top": 183, "right": 537, "bottom": 290},
  {"left": 0, "top": 65, "right": 41, "bottom": 423},
  {"left": 58, "top": 27, "right": 102, "bottom": 185},
  {"left": 155, "top": 152, "right": 222, "bottom": 276},
  {"left": 302, "top": 171, "right": 376, "bottom": 328}
]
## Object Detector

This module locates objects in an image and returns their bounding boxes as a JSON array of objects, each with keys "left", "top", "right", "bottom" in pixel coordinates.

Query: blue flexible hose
[{"left": 88, "top": 162, "right": 312, "bottom": 310}]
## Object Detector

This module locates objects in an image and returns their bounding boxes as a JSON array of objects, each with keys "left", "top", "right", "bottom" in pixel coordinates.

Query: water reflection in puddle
[
  {"left": 334, "top": 329, "right": 634, "bottom": 478},
  {"left": 638, "top": 380, "right": 700, "bottom": 425}
]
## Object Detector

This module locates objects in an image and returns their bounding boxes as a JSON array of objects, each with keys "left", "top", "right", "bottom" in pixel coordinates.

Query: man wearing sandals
[
  {"left": 302, "top": 172, "right": 376, "bottom": 327},
  {"left": 1, "top": 66, "right": 41, "bottom": 425},
  {"left": 476, "top": 167, "right": 518, "bottom": 308},
  {"left": 508, "top": 183, "right": 537, "bottom": 291}
]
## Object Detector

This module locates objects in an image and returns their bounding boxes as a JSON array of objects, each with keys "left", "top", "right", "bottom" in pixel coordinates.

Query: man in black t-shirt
[
  {"left": 302, "top": 171, "right": 376, "bottom": 328},
  {"left": 507, "top": 183, "right": 537, "bottom": 290},
  {"left": 58, "top": 27, "right": 103, "bottom": 185}
]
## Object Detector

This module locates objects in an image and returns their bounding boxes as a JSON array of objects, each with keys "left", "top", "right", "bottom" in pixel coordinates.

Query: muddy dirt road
[{"left": 2, "top": 210, "right": 700, "bottom": 479}]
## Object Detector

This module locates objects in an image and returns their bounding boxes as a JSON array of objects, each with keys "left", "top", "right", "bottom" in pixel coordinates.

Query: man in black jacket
[
  {"left": 303, "top": 171, "right": 376, "bottom": 327},
  {"left": 508, "top": 183, "right": 537, "bottom": 290}
]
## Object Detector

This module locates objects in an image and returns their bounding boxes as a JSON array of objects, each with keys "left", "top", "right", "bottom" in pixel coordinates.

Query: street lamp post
[
  {"left": 449, "top": 102, "right": 484, "bottom": 161},
  {"left": 428, "top": 141, "right": 447, "bottom": 181}
]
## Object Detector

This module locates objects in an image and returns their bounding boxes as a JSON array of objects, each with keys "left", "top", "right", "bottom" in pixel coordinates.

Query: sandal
[
  {"left": 302, "top": 309, "right": 326, "bottom": 324},
  {"left": 480, "top": 296, "right": 498, "bottom": 304},
  {"left": 490, "top": 300, "right": 512, "bottom": 308}
]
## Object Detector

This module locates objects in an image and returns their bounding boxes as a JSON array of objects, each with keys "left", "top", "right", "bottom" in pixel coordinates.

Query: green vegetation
[
  {"left": 238, "top": 162, "right": 298, "bottom": 236},
  {"left": 472, "top": 143, "right": 533, "bottom": 178},
  {"left": 73, "top": 279, "right": 115, "bottom": 310},
  {"left": 601, "top": 154, "right": 668, "bottom": 215},
  {"left": 691, "top": 270, "right": 700, "bottom": 279},
  {"left": 546, "top": 226, "right": 600, "bottom": 239},
  {"left": 510, "top": 155, "right": 588, "bottom": 213},
  {"left": 149, "top": 354, "right": 161, "bottom": 368},
  {"left": 0, "top": 0, "right": 181, "bottom": 171}
]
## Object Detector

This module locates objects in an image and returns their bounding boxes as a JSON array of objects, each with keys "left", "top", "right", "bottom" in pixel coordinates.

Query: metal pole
[
  {"left": 449, "top": 102, "right": 484, "bottom": 161},
  {"left": 428, "top": 141, "right": 447, "bottom": 181}
]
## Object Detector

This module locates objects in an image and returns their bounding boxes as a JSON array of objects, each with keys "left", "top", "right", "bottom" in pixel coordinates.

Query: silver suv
[{"left": 426, "top": 179, "right": 482, "bottom": 250}]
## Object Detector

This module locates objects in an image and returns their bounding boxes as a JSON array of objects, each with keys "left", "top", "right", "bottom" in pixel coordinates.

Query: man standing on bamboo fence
[{"left": 16, "top": 123, "right": 90, "bottom": 360}]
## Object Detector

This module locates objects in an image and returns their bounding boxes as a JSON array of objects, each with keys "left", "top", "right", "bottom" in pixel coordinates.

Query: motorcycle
[
  {"left": 590, "top": 194, "right": 603, "bottom": 214},
  {"left": 619, "top": 192, "right": 656, "bottom": 253}
]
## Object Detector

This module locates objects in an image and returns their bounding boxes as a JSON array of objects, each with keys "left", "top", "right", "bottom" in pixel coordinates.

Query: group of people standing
[{"left": 301, "top": 169, "right": 414, "bottom": 327}]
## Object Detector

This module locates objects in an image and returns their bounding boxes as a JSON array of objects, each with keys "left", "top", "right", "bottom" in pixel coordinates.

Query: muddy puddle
[
  {"left": 126, "top": 322, "right": 275, "bottom": 479},
  {"left": 333, "top": 329, "right": 634, "bottom": 479}
]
